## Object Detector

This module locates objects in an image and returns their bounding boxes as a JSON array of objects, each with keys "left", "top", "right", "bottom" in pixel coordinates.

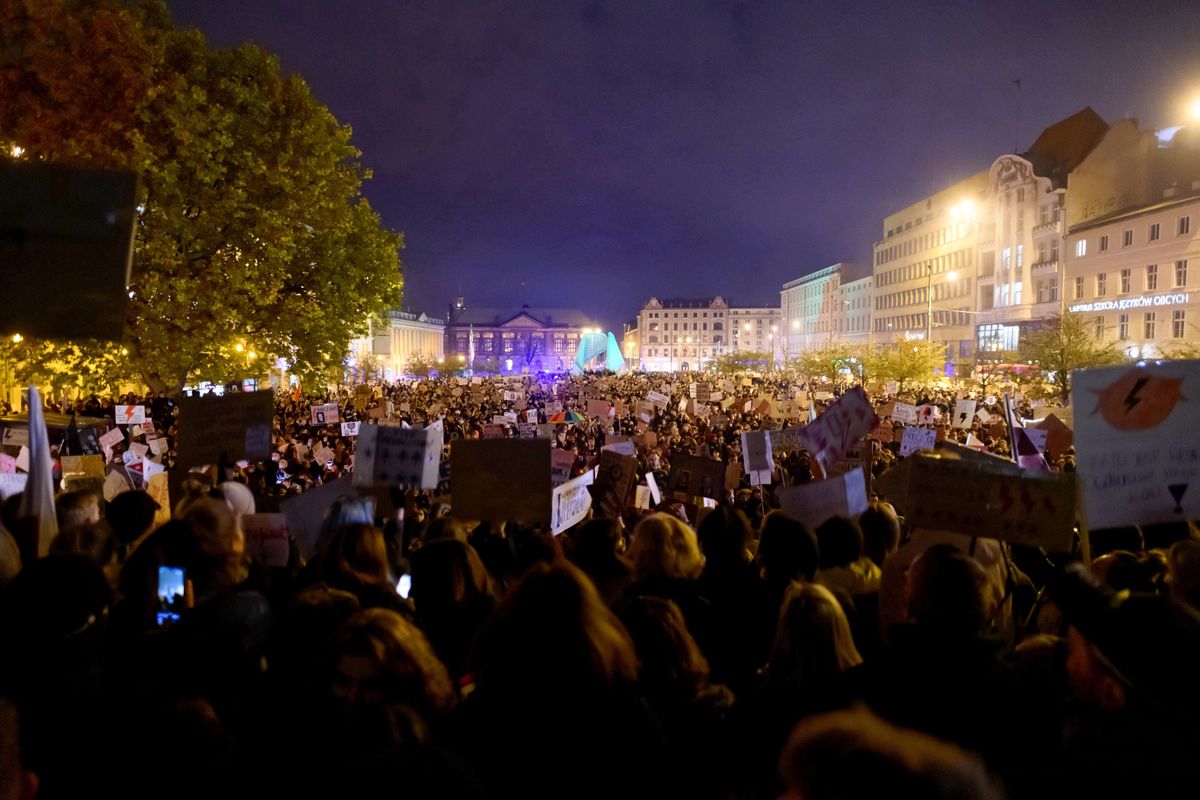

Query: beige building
[
  {"left": 728, "top": 305, "right": 783, "bottom": 364},
  {"left": 840, "top": 274, "right": 873, "bottom": 345},
  {"left": 781, "top": 264, "right": 842, "bottom": 356},
  {"left": 1063, "top": 121, "right": 1200, "bottom": 356},
  {"left": 635, "top": 297, "right": 731, "bottom": 371},
  {"left": 350, "top": 309, "right": 445, "bottom": 380}
]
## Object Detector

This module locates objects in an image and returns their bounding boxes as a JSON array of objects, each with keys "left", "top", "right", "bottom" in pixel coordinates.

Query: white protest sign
[
  {"left": 899, "top": 426, "right": 937, "bottom": 456},
  {"left": 142, "top": 457, "right": 166, "bottom": 481},
  {"left": 129, "top": 441, "right": 149, "bottom": 460},
  {"left": 884, "top": 381, "right": 899, "bottom": 396},
  {"left": 777, "top": 467, "right": 868, "bottom": 529},
  {"left": 0, "top": 473, "right": 28, "bottom": 500},
  {"left": 341, "top": 421, "right": 361, "bottom": 437},
  {"left": 102, "top": 469, "right": 131, "bottom": 501},
  {"left": 1024, "top": 427, "right": 1048, "bottom": 453},
  {"left": 115, "top": 405, "right": 146, "bottom": 425},
  {"left": 602, "top": 438, "right": 637, "bottom": 457},
  {"left": 99, "top": 427, "right": 124, "bottom": 449},
  {"left": 917, "top": 404, "right": 939, "bottom": 424},
  {"left": 310, "top": 403, "right": 340, "bottom": 426},
  {"left": 892, "top": 402, "right": 918, "bottom": 425},
  {"left": 645, "top": 472, "right": 661, "bottom": 505},
  {"left": 550, "top": 471, "right": 593, "bottom": 535},
  {"left": 551, "top": 448, "right": 575, "bottom": 487},
  {"left": 741, "top": 430, "right": 773, "bottom": 474},
  {"left": 1072, "top": 360, "right": 1200, "bottom": 528},
  {"left": 646, "top": 390, "right": 669, "bottom": 409},
  {"left": 635, "top": 485, "right": 652, "bottom": 510},
  {"left": 518, "top": 422, "right": 537, "bottom": 439},
  {"left": 952, "top": 399, "right": 977, "bottom": 429},
  {"left": 0, "top": 454, "right": 13, "bottom": 474},
  {"left": 353, "top": 424, "right": 441, "bottom": 489},
  {"left": 15, "top": 446, "right": 29, "bottom": 473},
  {"left": 976, "top": 408, "right": 992, "bottom": 424}
]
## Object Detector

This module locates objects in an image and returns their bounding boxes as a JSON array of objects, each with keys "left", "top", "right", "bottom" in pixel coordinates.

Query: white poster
[
  {"left": 550, "top": 471, "right": 593, "bottom": 535},
  {"left": 892, "top": 402, "right": 918, "bottom": 425},
  {"left": 952, "top": 399, "right": 977, "bottom": 429},
  {"left": 899, "top": 426, "right": 937, "bottom": 457},
  {"left": 115, "top": 405, "right": 146, "bottom": 426},
  {"left": 341, "top": 421, "right": 361, "bottom": 437},
  {"left": 353, "top": 424, "right": 441, "bottom": 489},
  {"left": 741, "top": 430, "right": 773, "bottom": 474},
  {"left": 777, "top": 467, "right": 868, "bottom": 529}
]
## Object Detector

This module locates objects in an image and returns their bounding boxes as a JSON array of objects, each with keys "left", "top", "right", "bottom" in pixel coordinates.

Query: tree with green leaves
[
  {"left": 1022, "top": 313, "right": 1124, "bottom": 403},
  {"left": 0, "top": 0, "right": 402, "bottom": 391},
  {"left": 709, "top": 351, "right": 771, "bottom": 373},
  {"left": 871, "top": 339, "right": 946, "bottom": 392}
]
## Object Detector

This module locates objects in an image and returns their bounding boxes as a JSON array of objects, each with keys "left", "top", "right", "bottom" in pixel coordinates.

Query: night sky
[{"left": 168, "top": 0, "right": 1200, "bottom": 332}]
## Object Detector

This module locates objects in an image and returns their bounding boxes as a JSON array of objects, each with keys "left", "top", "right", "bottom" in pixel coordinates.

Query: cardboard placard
[
  {"left": 741, "top": 430, "right": 773, "bottom": 474},
  {"left": 148, "top": 436, "right": 168, "bottom": 456},
  {"left": 884, "top": 381, "right": 899, "bottom": 396},
  {"left": 99, "top": 427, "right": 124, "bottom": 449},
  {"left": 1072, "top": 361, "right": 1200, "bottom": 529},
  {"left": 892, "top": 402, "right": 918, "bottom": 425},
  {"left": 60, "top": 454, "right": 105, "bottom": 480},
  {"left": 341, "top": 421, "right": 361, "bottom": 437},
  {"left": 353, "top": 424, "right": 441, "bottom": 489},
  {"left": 175, "top": 390, "right": 273, "bottom": 469},
  {"left": 668, "top": 453, "right": 725, "bottom": 499},
  {"left": 551, "top": 447, "right": 575, "bottom": 487},
  {"left": 115, "top": 405, "right": 146, "bottom": 426},
  {"left": 768, "top": 427, "right": 807, "bottom": 453},
  {"left": 481, "top": 423, "right": 505, "bottom": 439},
  {"left": 952, "top": 399, "right": 977, "bottom": 429},
  {"left": 279, "top": 476, "right": 357, "bottom": 558},
  {"left": 353, "top": 385, "right": 372, "bottom": 412},
  {"left": 310, "top": 403, "right": 340, "bottom": 426},
  {"left": 1, "top": 427, "right": 29, "bottom": 448},
  {"left": 451, "top": 439, "right": 552, "bottom": 522},
  {"left": 777, "top": 467, "right": 868, "bottom": 529},
  {"left": 798, "top": 387, "right": 879, "bottom": 469},
  {"left": 551, "top": 472, "right": 593, "bottom": 535},
  {"left": 242, "top": 513, "right": 291, "bottom": 568},
  {"left": 899, "top": 426, "right": 937, "bottom": 457},
  {"left": 590, "top": 450, "right": 639, "bottom": 518},
  {"left": 146, "top": 472, "right": 171, "bottom": 528},
  {"left": 646, "top": 390, "right": 669, "bottom": 409}
]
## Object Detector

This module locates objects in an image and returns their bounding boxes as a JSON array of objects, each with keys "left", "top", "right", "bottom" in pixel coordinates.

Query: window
[
  {"left": 1040, "top": 205, "right": 1049, "bottom": 224},
  {"left": 1123, "top": 229, "right": 1133, "bottom": 247},
  {"left": 1174, "top": 310, "right": 1186, "bottom": 338},
  {"left": 1149, "top": 223, "right": 1161, "bottom": 242},
  {"left": 1016, "top": 245, "right": 1024, "bottom": 268},
  {"left": 1075, "top": 240, "right": 1087, "bottom": 257},
  {"left": 1095, "top": 317, "right": 1104, "bottom": 340},
  {"left": 1050, "top": 242, "right": 1059, "bottom": 261},
  {"left": 1096, "top": 273, "right": 1107, "bottom": 296},
  {"left": 1013, "top": 282, "right": 1023, "bottom": 305},
  {"left": 1120, "top": 269, "right": 1131, "bottom": 294},
  {"left": 1074, "top": 276, "right": 1084, "bottom": 299},
  {"left": 1180, "top": 216, "right": 1191, "bottom": 236},
  {"left": 648, "top": 322, "right": 658, "bottom": 331},
  {"left": 1099, "top": 235, "right": 1109, "bottom": 251},
  {"left": 1002, "top": 248, "right": 1011, "bottom": 272},
  {"left": 1118, "top": 314, "right": 1129, "bottom": 340},
  {"left": 1144, "top": 312, "right": 1156, "bottom": 340},
  {"left": 1176, "top": 260, "right": 1189, "bottom": 287},
  {"left": 1147, "top": 264, "right": 1158, "bottom": 291}
]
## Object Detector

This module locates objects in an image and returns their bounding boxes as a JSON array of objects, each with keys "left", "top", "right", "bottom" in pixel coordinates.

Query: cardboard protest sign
[
  {"left": 551, "top": 447, "right": 575, "bottom": 487},
  {"left": 551, "top": 472, "right": 593, "bottom": 535},
  {"left": 602, "top": 437, "right": 637, "bottom": 457},
  {"left": 15, "top": 447, "right": 29, "bottom": 473},
  {"left": 917, "top": 404, "right": 939, "bottom": 424},
  {"left": 176, "top": 391, "right": 273, "bottom": 469},
  {"left": 741, "top": 430, "right": 773, "bottom": 476},
  {"left": 518, "top": 422, "right": 537, "bottom": 439},
  {"left": 668, "top": 454, "right": 725, "bottom": 500},
  {"left": 131, "top": 424, "right": 144, "bottom": 438},
  {"left": 899, "top": 426, "right": 937, "bottom": 456},
  {"left": 1023, "top": 427, "right": 1048, "bottom": 453},
  {"left": 952, "top": 400, "right": 977, "bottom": 429},
  {"left": 646, "top": 472, "right": 662, "bottom": 505},
  {"left": 646, "top": 390, "right": 670, "bottom": 409},
  {"left": 1072, "top": 361, "right": 1200, "bottom": 529},
  {"left": 115, "top": 405, "right": 146, "bottom": 426},
  {"left": 1033, "top": 413, "right": 1073, "bottom": 458},
  {"left": 279, "top": 476, "right": 357, "bottom": 558},
  {"left": 341, "top": 421, "right": 361, "bottom": 437},
  {"left": 353, "top": 385, "right": 372, "bottom": 412},
  {"left": 0, "top": 474, "right": 28, "bottom": 500},
  {"left": 590, "top": 450, "right": 639, "bottom": 518},
  {"left": 353, "top": 424, "right": 441, "bottom": 489},
  {"left": 101, "top": 469, "right": 131, "bottom": 501},
  {"left": 777, "top": 467, "right": 868, "bottom": 529},
  {"left": 874, "top": 453, "right": 1075, "bottom": 551},
  {"left": 892, "top": 402, "right": 918, "bottom": 425},
  {"left": 537, "top": 423, "right": 555, "bottom": 439},
  {"left": 60, "top": 454, "right": 105, "bottom": 480},
  {"left": 884, "top": 381, "right": 899, "bottom": 396},
  {"left": 481, "top": 424, "right": 505, "bottom": 439},
  {"left": 636, "top": 401, "right": 657, "bottom": 424},
  {"left": 452, "top": 439, "right": 552, "bottom": 523},
  {"left": 768, "top": 427, "right": 807, "bottom": 453},
  {"left": 798, "top": 388, "right": 879, "bottom": 470},
  {"left": 128, "top": 441, "right": 149, "bottom": 460},
  {"left": 976, "top": 408, "right": 992, "bottom": 424},
  {"left": 1, "top": 427, "right": 29, "bottom": 448},
  {"left": 310, "top": 403, "right": 340, "bottom": 426},
  {"left": 146, "top": 472, "right": 171, "bottom": 528},
  {"left": 99, "top": 427, "right": 124, "bottom": 449},
  {"left": 242, "top": 513, "right": 291, "bottom": 568},
  {"left": 148, "top": 437, "right": 168, "bottom": 457}
]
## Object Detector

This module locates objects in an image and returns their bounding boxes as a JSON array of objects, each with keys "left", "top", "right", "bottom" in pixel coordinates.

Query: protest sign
[
  {"left": 869, "top": 422, "right": 894, "bottom": 443},
  {"left": 874, "top": 453, "right": 1075, "bottom": 551},
  {"left": 340, "top": 421, "right": 361, "bottom": 437},
  {"left": 1033, "top": 413, "right": 1073, "bottom": 458},
  {"left": 146, "top": 436, "right": 167, "bottom": 457},
  {"left": 976, "top": 408, "right": 992, "bottom": 424},
  {"left": 591, "top": 450, "right": 639, "bottom": 518},
  {"left": 1024, "top": 427, "right": 1048, "bottom": 453},
  {"left": 899, "top": 426, "right": 937, "bottom": 457},
  {"left": 952, "top": 399, "right": 977, "bottom": 429},
  {"left": 452, "top": 439, "right": 552, "bottom": 522},
  {"left": 146, "top": 472, "right": 171, "bottom": 528},
  {"left": 0, "top": 474, "right": 28, "bottom": 500},
  {"left": 741, "top": 430, "right": 773, "bottom": 480},
  {"left": 310, "top": 403, "right": 340, "bottom": 426},
  {"left": 101, "top": 469, "right": 130, "bottom": 501},
  {"left": 242, "top": 513, "right": 291, "bottom": 568},
  {"left": 537, "top": 423, "right": 555, "bottom": 439},
  {"left": 646, "top": 390, "right": 669, "bottom": 409},
  {"left": 646, "top": 472, "right": 662, "bottom": 505},
  {"left": 602, "top": 437, "right": 637, "bottom": 457},
  {"left": 892, "top": 402, "right": 918, "bottom": 425},
  {"left": 636, "top": 401, "right": 657, "bottom": 424},
  {"left": 128, "top": 441, "right": 148, "bottom": 460},
  {"left": 777, "top": 467, "right": 868, "bottom": 529},
  {"left": 176, "top": 390, "right": 273, "bottom": 469},
  {"left": 279, "top": 476, "right": 357, "bottom": 558},
  {"left": 115, "top": 405, "right": 146, "bottom": 426},
  {"left": 551, "top": 472, "right": 593, "bottom": 535},
  {"left": 481, "top": 424, "right": 505, "bottom": 439},
  {"left": 99, "top": 427, "right": 124, "bottom": 449},
  {"left": 768, "top": 427, "right": 807, "bottom": 454},
  {"left": 668, "top": 454, "right": 725, "bottom": 500},
  {"left": 798, "top": 387, "right": 879, "bottom": 470},
  {"left": 884, "top": 381, "right": 899, "bottom": 396},
  {"left": 518, "top": 422, "right": 537, "bottom": 439},
  {"left": 917, "top": 404, "right": 939, "bottom": 424},
  {"left": 635, "top": 485, "right": 652, "bottom": 510},
  {"left": 15, "top": 447, "right": 29, "bottom": 473},
  {"left": 551, "top": 447, "right": 575, "bottom": 486},
  {"left": 353, "top": 424, "right": 441, "bottom": 489},
  {"left": 130, "top": 425, "right": 143, "bottom": 439},
  {"left": 1, "top": 427, "right": 29, "bottom": 448},
  {"left": 0, "top": 454, "right": 14, "bottom": 474},
  {"left": 1072, "top": 361, "right": 1200, "bottom": 529},
  {"left": 353, "top": 385, "right": 372, "bottom": 412}
]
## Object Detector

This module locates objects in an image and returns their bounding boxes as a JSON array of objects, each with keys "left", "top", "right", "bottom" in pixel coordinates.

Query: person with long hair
[
  {"left": 408, "top": 538, "right": 494, "bottom": 682},
  {"left": 306, "top": 523, "right": 406, "bottom": 613}
]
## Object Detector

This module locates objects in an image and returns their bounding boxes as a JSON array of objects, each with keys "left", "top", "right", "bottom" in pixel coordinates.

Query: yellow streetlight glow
[
  {"left": 10, "top": 145, "right": 23, "bottom": 158},
  {"left": 234, "top": 343, "right": 245, "bottom": 353},
  {"left": 248, "top": 351, "right": 257, "bottom": 360},
  {"left": 120, "top": 347, "right": 128, "bottom": 356},
  {"left": 1190, "top": 97, "right": 1200, "bottom": 121},
  {"left": 10, "top": 334, "right": 22, "bottom": 344},
  {"left": 947, "top": 270, "right": 958, "bottom": 282},
  {"left": 743, "top": 323, "right": 751, "bottom": 331}
]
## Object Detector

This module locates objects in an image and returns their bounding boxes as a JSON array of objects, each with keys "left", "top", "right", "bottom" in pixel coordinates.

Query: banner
[
  {"left": 777, "top": 467, "right": 868, "bottom": 529},
  {"left": 176, "top": 390, "right": 274, "bottom": 469},
  {"left": 551, "top": 472, "right": 593, "bottom": 535},
  {"left": 1072, "top": 360, "right": 1200, "bottom": 529},
  {"left": 353, "top": 424, "right": 441, "bottom": 489}
]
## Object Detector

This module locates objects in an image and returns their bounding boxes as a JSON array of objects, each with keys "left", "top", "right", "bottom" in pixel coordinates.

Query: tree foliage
[
  {"left": 1022, "top": 313, "right": 1124, "bottom": 403},
  {"left": 0, "top": 0, "right": 403, "bottom": 390},
  {"left": 865, "top": 339, "right": 946, "bottom": 391},
  {"left": 709, "top": 351, "right": 772, "bottom": 373}
]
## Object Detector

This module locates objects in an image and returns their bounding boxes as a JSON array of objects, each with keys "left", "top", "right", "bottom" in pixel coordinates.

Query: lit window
[{"left": 1075, "top": 240, "right": 1087, "bottom": 257}]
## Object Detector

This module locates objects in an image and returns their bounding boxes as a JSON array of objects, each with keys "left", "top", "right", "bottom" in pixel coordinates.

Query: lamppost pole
[{"left": 925, "top": 263, "right": 934, "bottom": 344}]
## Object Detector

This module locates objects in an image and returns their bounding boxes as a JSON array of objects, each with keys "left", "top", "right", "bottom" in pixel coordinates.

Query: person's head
[
  {"left": 620, "top": 595, "right": 711, "bottom": 703},
  {"left": 696, "top": 505, "right": 753, "bottom": 569},
  {"left": 316, "top": 497, "right": 375, "bottom": 551},
  {"left": 778, "top": 708, "right": 1001, "bottom": 800},
  {"left": 472, "top": 562, "right": 638, "bottom": 695},
  {"left": 766, "top": 581, "right": 861, "bottom": 687},
  {"left": 175, "top": 497, "right": 245, "bottom": 597},
  {"left": 757, "top": 511, "right": 820, "bottom": 585},
  {"left": 905, "top": 544, "right": 991, "bottom": 637},
  {"left": 49, "top": 523, "right": 116, "bottom": 571},
  {"left": 1091, "top": 550, "right": 1165, "bottom": 594},
  {"left": 569, "top": 517, "right": 628, "bottom": 572},
  {"left": 316, "top": 523, "right": 392, "bottom": 587},
  {"left": 420, "top": 515, "right": 468, "bottom": 545},
  {"left": 106, "top": 490, "right": 160, "bottom": 551},
  {"left": 329, "top": 608, "right": 456, "bottom": 729},
  {"left": 56, "top": 489, "right": 100, "bottom": 531},
  {"left": 409, "top": 538, "right": 493, "bottom": 616},
  {"left": 859, "top": 502, "right": 901, "bottom": 568},
  {"left": 628, "top": 513, "right": 704, "bottom": 583},
  {"left": 272, "top": 583, "right": 361, "bottom": 681},
  {"left": 815, "top": 516, "right": 863, "bottom": 570}
]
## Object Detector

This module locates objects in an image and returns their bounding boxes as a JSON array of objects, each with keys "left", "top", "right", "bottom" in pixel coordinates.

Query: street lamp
[{"left": 925, "top": 267, "right": 958, "bottom": 344}]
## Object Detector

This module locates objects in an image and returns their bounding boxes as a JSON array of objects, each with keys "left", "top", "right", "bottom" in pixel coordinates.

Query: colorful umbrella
[{"left": 547, "top": 410, "right": 588, "bottom": 424}]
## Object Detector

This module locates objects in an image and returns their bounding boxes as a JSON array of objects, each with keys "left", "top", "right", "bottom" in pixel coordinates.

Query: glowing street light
[{"left": 10, "top": 334, "right": 22, "bottom": 344}]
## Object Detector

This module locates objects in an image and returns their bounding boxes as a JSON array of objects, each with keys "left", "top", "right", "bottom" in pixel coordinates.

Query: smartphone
[
  {"left": 396, "top": 573, "right": 412, "bottom": 600},
  {"left": 156, "top": 565, "right": 186, "bottom": 626}
]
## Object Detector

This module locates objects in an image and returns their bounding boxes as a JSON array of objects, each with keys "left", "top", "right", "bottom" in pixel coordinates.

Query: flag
[
  {"left": 292, "top": 384, "right": 302, "bottom": 403},
  {"left": 1005, "top": 394, "right": 1050, "bottom": 472},
  {"left": 17, "top": 386, "right": 59, "bottom": 556}
]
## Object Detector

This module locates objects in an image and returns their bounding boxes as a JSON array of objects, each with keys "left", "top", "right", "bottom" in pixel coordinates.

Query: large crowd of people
[{"left": 0, "top": 369, "right": 1197, "bottom": 799}]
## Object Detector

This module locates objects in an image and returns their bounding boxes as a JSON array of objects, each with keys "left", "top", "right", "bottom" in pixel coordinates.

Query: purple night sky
[{"left": 168, "top": 0, "right": 1200, "bottom": 331}]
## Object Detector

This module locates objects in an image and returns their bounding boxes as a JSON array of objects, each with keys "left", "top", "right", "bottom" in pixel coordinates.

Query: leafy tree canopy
[
  {"left": 1022, "top": 313, "right": 1124, "bottom": 403},
  {"left": 0, "top": 0, "right": 403, "bottom": 391}
]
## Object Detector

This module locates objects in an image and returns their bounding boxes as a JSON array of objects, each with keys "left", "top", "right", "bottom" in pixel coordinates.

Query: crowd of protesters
[{"left": 0, "top": 369, "right": 1197, "bottom": 799}]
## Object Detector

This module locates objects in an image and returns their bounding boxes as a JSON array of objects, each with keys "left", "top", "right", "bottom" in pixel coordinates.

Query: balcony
[
  {"left": 1033, "top": 219, "right": 1062, "bottom": 236},
  {"left": 1031, "top": 259, "right": 1059, "bottom": 275},
  {"left": 977, "top": 271, "right": 995, "bottom": 285}
]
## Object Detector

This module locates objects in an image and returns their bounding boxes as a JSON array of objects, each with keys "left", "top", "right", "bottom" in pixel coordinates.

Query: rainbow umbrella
[{"left": 547, "top": 410, "right": 588, "bottom": 424}]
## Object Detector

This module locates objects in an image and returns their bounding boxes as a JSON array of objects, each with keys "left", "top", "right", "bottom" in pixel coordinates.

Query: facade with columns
[{"left": 350, "top": 310, "right": 445, "bottom": 380}]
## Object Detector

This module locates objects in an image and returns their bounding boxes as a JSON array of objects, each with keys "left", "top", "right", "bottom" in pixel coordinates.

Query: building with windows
[
  {"left": 349, "top": 309, "right": 445, "bottom": 380},
  {"left": 444, "top": 300, "right": 601, "bottom": 373},
  {"left": 635, "top": 297, "right": 731, "bottom": 371},
  {"left": 1063, "top": 120, "right": 1200, "bottom": 356},
  {"left": 840, "top": 275, "right": 874, "bottom": 345},
  {"left": 728, "top": 305, "right": 783, "bottom": 363},
  {"left": 781, "top": 264, "right": 842, "bottom": 356}
]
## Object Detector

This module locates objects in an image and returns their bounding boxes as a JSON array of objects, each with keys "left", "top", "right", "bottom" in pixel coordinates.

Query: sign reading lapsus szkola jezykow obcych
[{"left": 1072, "top": 360, "right": 1200, "bottom": 529}]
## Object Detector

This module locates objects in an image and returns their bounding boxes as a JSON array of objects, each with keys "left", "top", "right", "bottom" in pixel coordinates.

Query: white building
[
  {"left": 636, "top": 297, "right": 731, "bottom": 371},
  {"left": 727, "top": 305, "right": 783, "bottom": 363},
  {"left": 840, "top": 275, "right": 873, "bottom": 345},
  {"left": 349, "top": 309, "right": 445, "bottom": 380},
  {"left": 781, "top": 264, "right": 842, "bottom": 356}
]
